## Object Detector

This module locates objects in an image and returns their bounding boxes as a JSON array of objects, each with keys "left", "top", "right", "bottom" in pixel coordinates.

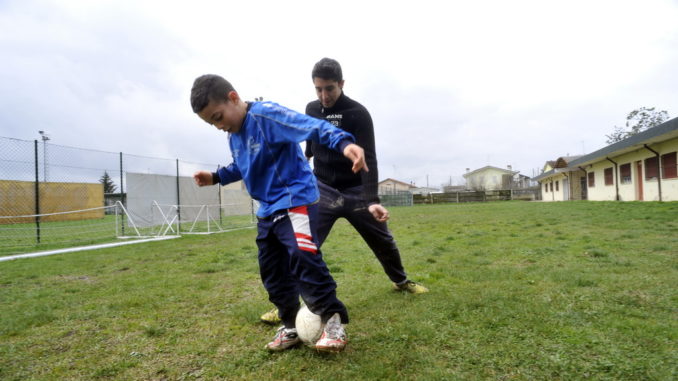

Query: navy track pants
[
  {"left": 256, "top": 203, "right": 348, "bottom": 327},
  {"left": 316, "top": 181, "right": 408, "bottom": 284}
]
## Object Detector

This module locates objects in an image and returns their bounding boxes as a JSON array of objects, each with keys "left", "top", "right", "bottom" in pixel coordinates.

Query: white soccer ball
[{"left": 295, "top": 304, "right": 324, "bottom": 345}]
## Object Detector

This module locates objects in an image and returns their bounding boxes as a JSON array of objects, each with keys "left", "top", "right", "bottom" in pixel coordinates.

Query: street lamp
[{"left": 38, "top": 130, "right": 50, "bottom": 182}]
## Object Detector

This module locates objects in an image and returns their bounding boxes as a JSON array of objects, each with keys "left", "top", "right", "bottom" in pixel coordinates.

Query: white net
[
  {"left": 0, "top": 204, "right": 131, "bottom": 256},
  {"left": 0, "top": 199, "right": 256, "bottom": 257},
  {"left": 152, "top": 201, "right": 256, "bottom": 235}
]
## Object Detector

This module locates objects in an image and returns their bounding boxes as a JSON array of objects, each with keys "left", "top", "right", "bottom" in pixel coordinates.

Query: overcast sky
[{"left": 1, "top": 0, "right": 677, "bottom": 188}]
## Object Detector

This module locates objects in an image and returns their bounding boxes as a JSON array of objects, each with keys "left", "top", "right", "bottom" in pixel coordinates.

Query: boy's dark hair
[
  {"left": 190, "top": 74, "right": 236, "bottom": 113},
  {"left": 312, "top": 58, "right": 343, "bottom": 82}
]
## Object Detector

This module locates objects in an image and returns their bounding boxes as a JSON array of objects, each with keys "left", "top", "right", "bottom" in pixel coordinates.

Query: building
[
  {"left": 463, "top": 166, "right": 518, "bottom": 191},
  {"left": 514, "top": 173, "right": 537, "bottom": 189},
  {"left": 534, "top": 117, "right": 678, "bottom": 201},
  {"left": 532, "top": 156, "right": 585, "bottom": 201},
  {"left": 378, "top": 178, "right": 416, "bottom": 194}
]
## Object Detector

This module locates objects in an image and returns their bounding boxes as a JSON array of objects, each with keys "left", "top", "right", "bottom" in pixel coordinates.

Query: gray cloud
[{"left": 2, "top": 0, "right": 677, "bottom": 189}]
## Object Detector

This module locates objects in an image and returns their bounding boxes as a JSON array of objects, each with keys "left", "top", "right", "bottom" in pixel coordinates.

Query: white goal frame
[{"left": 153, "top": 200, "right": 256, "bottom": 236}]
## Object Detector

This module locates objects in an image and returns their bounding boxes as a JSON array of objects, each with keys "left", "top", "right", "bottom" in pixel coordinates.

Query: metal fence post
[
  {"left": 176, "top": 159, "right": 181, "bottom": 232},
  {"left": 34, "top": 140, "right": 41, "bottom": 243},
  {"left": 120, "top": 152, "right": 125, "bottom": 236},
  {"left": 217, "top": 165, "right": 222, "bottom": 226}
]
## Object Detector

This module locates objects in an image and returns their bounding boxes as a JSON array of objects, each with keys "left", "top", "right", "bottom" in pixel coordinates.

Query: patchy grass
[
  {"left": 0, "top": 214, "right": 254, "bottom": 257},
  {"left": 0, "top": 201, "right": 676, "bottom": 380}
]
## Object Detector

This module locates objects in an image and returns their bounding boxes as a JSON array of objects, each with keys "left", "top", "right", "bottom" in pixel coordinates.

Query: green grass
[
  {"left": 0, "top": 214, "right": 254, "bottom": 257},
  {"left": 1, "top": 201, "right": 676, "bottom": 380}
]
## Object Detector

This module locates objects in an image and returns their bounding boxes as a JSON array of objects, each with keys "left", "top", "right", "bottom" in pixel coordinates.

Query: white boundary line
[
  {"left": 0, "top": 236, "right": 180, "bottom": 262},
  {"left": 181, "top": 225, "right": 255, "bottom": 235}
]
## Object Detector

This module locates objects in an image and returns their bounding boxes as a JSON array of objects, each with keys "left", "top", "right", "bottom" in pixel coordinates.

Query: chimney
[{"left": 507, "top": 165, "right": 512, "bottom": 171}]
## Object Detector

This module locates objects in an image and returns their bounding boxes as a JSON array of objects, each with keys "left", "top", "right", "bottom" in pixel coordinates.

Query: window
[
  {"left": 544, "top": 183, "right": 548, "bottom": 193},
  {"left": 555, "top": 181, "right": 559, "bottom": 191},
  {"left": 645, "top": 156, "right": 659, "bottom": 179},
  {"left": 550, "top": 182, "right": 553, "bottom": 192},
  {"left": 620, "top": 163, "right": 631, "bottom": 184},
  {"left": 588, "top": 172, "right": 595, "bottom": 187},
  {"left": 662, "top": 152, "right": 677, "bottom": 179},
  {"left": 604, "top": 167, "right": 614, "bottom": 185}
]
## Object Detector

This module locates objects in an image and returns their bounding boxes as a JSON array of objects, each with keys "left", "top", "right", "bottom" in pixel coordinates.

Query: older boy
[{"left": 191, "top": 74, "right": 367, "bottom": 353}]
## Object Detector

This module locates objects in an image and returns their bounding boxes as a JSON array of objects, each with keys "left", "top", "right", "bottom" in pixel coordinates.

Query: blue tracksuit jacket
[{"left": 214, "top": 101, "right": 355, "bottom": 217}]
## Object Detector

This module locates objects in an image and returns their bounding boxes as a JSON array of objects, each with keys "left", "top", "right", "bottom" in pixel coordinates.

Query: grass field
[
  {"left": 1, "top": 201, "right": 676, "bottom": 380},
  {"left": 0, "top": 214, "right": 254, "bottom": 257}
]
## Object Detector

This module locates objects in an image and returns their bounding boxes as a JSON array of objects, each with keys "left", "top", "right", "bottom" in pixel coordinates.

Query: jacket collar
[{"left": 322, "top": 92, "right": 348, "bottom": 114}]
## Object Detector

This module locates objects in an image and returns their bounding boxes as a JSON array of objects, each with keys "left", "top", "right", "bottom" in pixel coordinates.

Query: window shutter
[
  {"left": 645, "top": 157, "right": 659, "bottom": 179},
  {"left": 661, "top": 152, "right": 677, "bottom": 179}
]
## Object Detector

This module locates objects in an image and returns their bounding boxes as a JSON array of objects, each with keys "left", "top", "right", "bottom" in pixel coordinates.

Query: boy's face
[
  {"left": 313, "top": 77, "right": 344, "bottom": 109},
  {"left": 197, "top": 91, "right": 245, "bottom": 134}
]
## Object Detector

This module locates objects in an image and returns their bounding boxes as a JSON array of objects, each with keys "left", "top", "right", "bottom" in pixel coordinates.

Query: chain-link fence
[
  {"left": 0, "top": 136, "right": 254, "bottom": 256},
  {"left": 378, "top": 190, "right": 414, "bottom": 207}
]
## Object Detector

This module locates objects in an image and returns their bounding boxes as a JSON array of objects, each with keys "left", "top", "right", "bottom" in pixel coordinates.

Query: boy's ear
[{"left": 227, "top": 90, "right": 240, "bottom": 103}]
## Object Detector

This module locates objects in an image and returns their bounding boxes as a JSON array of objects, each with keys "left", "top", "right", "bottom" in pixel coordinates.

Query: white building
[{"left": 534, "top": 117, "right": 678, "bottom": 201}]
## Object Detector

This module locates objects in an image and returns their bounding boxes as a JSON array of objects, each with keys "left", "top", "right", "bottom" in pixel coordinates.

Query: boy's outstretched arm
[
  {"left": 343, "top": 143, "right": 369, "bottom": 173},
  {"left": 193, "top": 170, "right": 214, "bottom": 186}
]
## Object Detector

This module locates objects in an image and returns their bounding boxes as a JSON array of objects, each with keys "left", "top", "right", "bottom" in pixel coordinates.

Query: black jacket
[{"left": 305, "top": 93, "right": 380, "bottom": 205}]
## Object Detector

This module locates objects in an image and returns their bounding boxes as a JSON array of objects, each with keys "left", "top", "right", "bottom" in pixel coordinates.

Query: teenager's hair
[
  {"left": 312, "top": 58, "right": 343, "bottom": 82},
  {"left": 190, "top": 74, "right": 236, "bottom": 113}
]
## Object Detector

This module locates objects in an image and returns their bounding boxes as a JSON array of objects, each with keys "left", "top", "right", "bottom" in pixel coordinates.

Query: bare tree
[{"left": 606, "top": 107, "right": 669, "bottom": 144}]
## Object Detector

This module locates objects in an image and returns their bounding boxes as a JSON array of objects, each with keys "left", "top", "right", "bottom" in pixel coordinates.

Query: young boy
[
  {"left": 260, "top": 58, "right": 428, "bottom": 325},
  {"left": 190, "top": 74, "right": 367, "bottom": 353}
]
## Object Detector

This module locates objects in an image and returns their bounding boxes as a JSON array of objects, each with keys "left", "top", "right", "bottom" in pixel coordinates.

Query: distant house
[
  {"left": 534, "top": 117, "right": 678, "bottom": 201},
  {"left": 533, "top": 156, "right": 585, "bottom": 201},
  {"left": 515, "top": 174, "right": 537, "bottom": 189},
  {"left": 463, "top": 166, "right": 518, "bottom": 191},
  {"left": 378, "top": 178, "right": 416, "bottom": 194},
  {"left": 542, "top": 160, "right": 557, "bottom": 173}
]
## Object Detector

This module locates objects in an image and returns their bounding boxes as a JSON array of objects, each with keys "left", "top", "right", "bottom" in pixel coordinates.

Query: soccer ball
[{"left": 295, "top": 304, "right": 324, "bottom": 345}]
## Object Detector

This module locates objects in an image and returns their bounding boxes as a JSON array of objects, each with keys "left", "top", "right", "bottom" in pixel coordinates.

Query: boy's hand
[
  {"left": 368, "top": 204, "right": 390, "bottom": 222},
  {"left": 193, "top": 171, "right": 214, "bottom": 186},
  {"left": 343, "top": 143, "right": 369, "bottom": 173}
]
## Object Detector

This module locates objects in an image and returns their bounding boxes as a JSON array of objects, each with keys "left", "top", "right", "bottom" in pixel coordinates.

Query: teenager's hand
[
  {"left": 368, "top": 204, "right": 390, "bottom": 222},
  {"left": 193, "top": 171, "right": 214, "bottom": 186},
  {"left": 343, "top": 143, "right": 369, "bottom": 173}
]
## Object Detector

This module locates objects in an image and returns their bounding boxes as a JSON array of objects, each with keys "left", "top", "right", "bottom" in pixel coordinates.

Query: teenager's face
[
  {"left": 313, "top": 77, "right": 344, "bottom": 108},
  {"left": 197, "top": 92, "right": 244, "bottom": 134}
]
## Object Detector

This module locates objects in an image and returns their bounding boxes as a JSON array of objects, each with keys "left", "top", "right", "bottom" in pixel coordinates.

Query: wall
[
  {"left": 412, "top": 189, "right": 540, "bottom": 204},
  {"left": 540, "top": 173, "right": 566, "bottom": 201},
  {"left": 569, "top": 171, "right": 586, "bottom": 201},
  {"left": 586, "top": 162, "right": 618, "bottom": 201},
  {"left": 378, "top": 180, "right": 412, "bottom": 194},
  {"left": 220, "top": 181, "right": 253, "bottom": 215},
  {"left": 643, "top": 138, "right": 678, "bottom": 201},
  {"left": 466, "top": 168, "right": 512, "bottom": 190},
  {"left": 0, "top": 180, "right": 104, "bottom": 224},
  {"left": 581, "top": 137, "right": 678, "bottom": 201}
]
